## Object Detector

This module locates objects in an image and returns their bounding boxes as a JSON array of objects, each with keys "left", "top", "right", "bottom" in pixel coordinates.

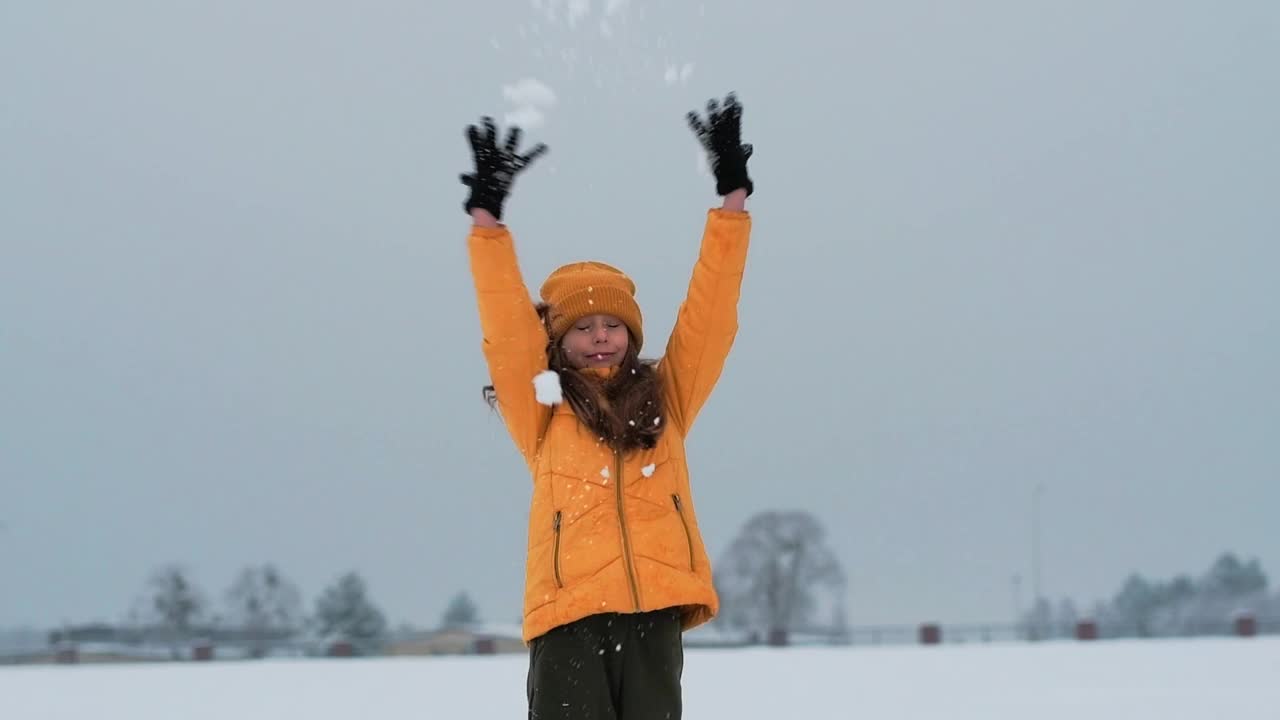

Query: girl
[{"left": 462, "top": 92, "right": 754, "bottom": 719}]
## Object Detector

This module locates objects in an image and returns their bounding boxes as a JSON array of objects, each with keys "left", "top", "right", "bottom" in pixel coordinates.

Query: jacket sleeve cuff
[{"left": 699, "top": 209, "right": 752, "bottom": 272}]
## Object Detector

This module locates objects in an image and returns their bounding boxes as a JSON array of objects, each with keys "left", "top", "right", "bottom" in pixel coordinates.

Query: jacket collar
[{"left": 576, "top": 365, "right": 621, "bottom": 380}]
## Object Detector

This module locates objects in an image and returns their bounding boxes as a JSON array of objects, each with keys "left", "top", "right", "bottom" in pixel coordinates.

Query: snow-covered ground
[{"left": 3, "top": 637, "right": 1277, "bottom": 719}]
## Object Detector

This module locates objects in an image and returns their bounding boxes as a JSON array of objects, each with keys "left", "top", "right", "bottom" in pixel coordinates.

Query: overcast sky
[{"left": 2, "top": 0, "right": 1277, "bottom": 632}]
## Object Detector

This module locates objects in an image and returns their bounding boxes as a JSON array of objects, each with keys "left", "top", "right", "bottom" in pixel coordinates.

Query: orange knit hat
[{"left": 539, "top": 261, "right": 644, "bottom": 351}]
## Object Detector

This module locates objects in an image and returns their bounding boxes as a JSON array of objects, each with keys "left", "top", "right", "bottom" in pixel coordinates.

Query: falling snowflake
[
  {"left": 501, "top": 77, "right": 557, "bottom": 130},
  {"left": 641, "top": 463, "right": 656, "bottom": 477},
  {"left": 600, "top": 466, "right": 610, "bottom": 478},
  {"left": 664, "top": 62, "right": 695, "bottom": 86}
]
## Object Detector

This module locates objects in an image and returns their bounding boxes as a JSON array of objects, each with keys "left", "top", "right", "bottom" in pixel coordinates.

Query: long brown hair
[{"left": 483, "top": 303, "right": 665, "bottom": 452}]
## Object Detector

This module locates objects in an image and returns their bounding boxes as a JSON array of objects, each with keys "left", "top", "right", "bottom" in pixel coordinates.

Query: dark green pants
[{"left": 527, "top": 607, "right": 685, "bottom": 719}]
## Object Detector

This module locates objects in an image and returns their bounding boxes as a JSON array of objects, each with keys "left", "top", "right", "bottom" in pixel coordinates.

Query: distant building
[{"left": 385, "top": 624, "right": 526, "bottom": 656}]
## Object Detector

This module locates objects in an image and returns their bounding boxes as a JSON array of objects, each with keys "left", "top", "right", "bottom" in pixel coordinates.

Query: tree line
[
  {"left": 47, "top": 524, "right": 1273, "bottom": 656},
  {"left": 70, "top": 565, "right": 413, "bottom": 658},
  {"left": 1023, "top": 552, "right": 1279, "bottom": 639}
]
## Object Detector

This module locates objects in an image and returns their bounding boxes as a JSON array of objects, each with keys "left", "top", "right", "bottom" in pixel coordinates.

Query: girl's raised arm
[
  {"left": 461, "top": 117, "right": 553, "bottom": 467},
  {"left": 659, "top": 93, "right": 756, "bottom": 436}
]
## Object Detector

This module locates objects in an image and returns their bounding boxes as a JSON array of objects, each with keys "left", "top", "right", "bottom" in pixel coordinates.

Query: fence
[{"left": 688, "top": 613, "right": 1280, "bottom": 649}]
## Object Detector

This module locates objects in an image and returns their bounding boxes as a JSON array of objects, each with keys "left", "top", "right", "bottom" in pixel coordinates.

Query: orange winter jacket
[{"left": 467, "top": 208, "right": 752, "bottom": 644}]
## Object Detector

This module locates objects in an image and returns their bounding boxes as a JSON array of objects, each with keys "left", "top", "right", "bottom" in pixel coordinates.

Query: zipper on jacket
[
  {"left": 552, "top": 510, "right": 564, "bottom": 588},
  {"left": 672, "top": 494, "right": 696, "bottom": 572},
  {"left": 615, "top": 450, "right": 642, "bottom": 611}
]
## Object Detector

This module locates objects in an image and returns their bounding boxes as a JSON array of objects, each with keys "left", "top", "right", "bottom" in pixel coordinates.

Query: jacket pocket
[
  {"left": 552, "top": 510, "right": 564, "bottom": 588},
  {"left": 672, "top": 494, "right": 695, "bottom": 572}
]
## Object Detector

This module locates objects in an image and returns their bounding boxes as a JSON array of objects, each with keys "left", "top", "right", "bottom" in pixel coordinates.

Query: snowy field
[{"left": 3, "top": 637, "right": 1278, "bottom": 719}]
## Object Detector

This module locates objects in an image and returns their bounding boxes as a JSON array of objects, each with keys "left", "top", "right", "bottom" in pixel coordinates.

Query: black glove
[
  {"left": 460, "top": 117, "right": 548, "bottom": 220},
  {"left": 687, "top": 92, "right": 754, "bottom": 197}
]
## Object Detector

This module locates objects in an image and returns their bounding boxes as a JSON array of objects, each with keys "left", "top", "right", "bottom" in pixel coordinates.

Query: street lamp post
[
  {"left": 1011, "top": 572, "right": 1023, "bottom": 639},
  {"left": 1033, "top": 483, "right": 1043, "bottom": 604},
  {"left": 1031, "top": 483, "right": 1045, "bottom": 639}
]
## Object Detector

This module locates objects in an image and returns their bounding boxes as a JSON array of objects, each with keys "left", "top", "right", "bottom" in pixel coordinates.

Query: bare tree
[
  {"left": 142, "top": 564, "right": 205, "bottom": 658},
  {"left": 226, "top": 563, "right": 303, "bottom": 658},
  {"left": 714, "top": 510, "right": 846, "bottom": 642}
]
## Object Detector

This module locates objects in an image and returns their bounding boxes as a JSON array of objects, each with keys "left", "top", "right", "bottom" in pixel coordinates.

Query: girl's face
[{"left": 560, "top": 314, "right": 630, "bottom": 369}]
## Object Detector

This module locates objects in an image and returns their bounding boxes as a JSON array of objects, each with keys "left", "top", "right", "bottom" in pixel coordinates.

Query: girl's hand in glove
[
  {"left": 460, "top": 116, "right": 548, "bottom": 221},
  {"left": 687, "top": 92, "right": 754, "bottom": 197}
]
